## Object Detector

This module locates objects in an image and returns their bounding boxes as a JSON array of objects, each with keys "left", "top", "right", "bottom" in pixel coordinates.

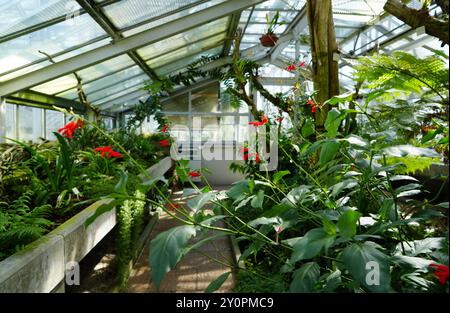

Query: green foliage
[{"left": 0, "top": 190, "right": 53, "bottom": 259}]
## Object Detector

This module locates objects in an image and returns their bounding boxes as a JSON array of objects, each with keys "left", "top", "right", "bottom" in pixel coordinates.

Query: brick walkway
[{"left": 127, "top": 186, "right": 236, "bottom": 293}]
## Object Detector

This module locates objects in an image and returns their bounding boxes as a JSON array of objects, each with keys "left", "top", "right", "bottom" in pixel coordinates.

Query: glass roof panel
[
  {"left": 87, "top": 74, "right": 148, "bottom": 103},
  {"left": 255, "top": 0, "right": 305, "bottom": 10},
  {"left": 102, "top": 0, "right": 207, "bottom": 30},
  {"left": 121, "top": 0, "right": 227, "bottom": 36},
  {"left": 57, "top": 65, "right": 145, "bottom": 100},
  {"left": 155, "top": 46, "right": 223, "bottom": 76},
  {"left": 0, "top": 13, "right": 106, "bottom": 76},
  {"left": 0, "top": 0, "right": 81, "bottom": 38},
  {"left": 144, "top": 32, "right": 226, "bottom": 68},
  {"left": 92, "top": 85, "right": 145, "bottom": 106},
  {"left": 31, "top": 74, "right": 77, "bottom": 95},
  {"left": 31, "top": 55, "right": 135, "bottom": 95},
  {"left": 0, "top": 37, "right": 110, "bottom": 82},
  {"left": 136, "top": 17, "right": 229, "bottom": 60}
]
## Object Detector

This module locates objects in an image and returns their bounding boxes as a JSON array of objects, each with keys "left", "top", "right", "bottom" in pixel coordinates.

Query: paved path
[{"left": 127, "top": 186, "right": 236, "bottom": 293}]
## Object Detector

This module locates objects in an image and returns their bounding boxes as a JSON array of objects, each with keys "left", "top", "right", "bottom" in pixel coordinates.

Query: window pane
[
  {"left": 18, "top": 105, "right": 43, "bottom": 142},
  {"left": 45, "top": 109, "right": 65, "bottom": 141},
  {"left": 191, "top": 83, "right": 219, "bottom": 113},
  {"left": 162, "top": 94, "right": 188, "bottom": 112},
  {"left": 5, "top": 103, "right": 16, "bottom": 141}
]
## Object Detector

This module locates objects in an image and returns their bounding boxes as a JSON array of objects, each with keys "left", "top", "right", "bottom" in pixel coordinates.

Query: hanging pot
[{"left": 259, "top": 33, "right": 279, "bottom": 47}]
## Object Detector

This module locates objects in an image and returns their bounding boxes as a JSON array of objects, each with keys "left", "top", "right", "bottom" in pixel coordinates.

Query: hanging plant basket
[{"left": 259, "top": 33, "right": 279, "bottom": 47}]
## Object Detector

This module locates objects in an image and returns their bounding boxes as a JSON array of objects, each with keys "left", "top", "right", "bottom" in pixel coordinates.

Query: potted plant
[{"left": 260, "top": 11, "right": 282, "bottom": 47}]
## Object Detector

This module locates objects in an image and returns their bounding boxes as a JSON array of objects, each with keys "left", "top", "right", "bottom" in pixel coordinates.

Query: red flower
[
  {"left": 311, "top": 106, "right": 317, "bottom": 113},
  {"left": 161, "top": 125, "right": 169, "bottom": 133},
  {"left": 95, "top": 146, "right": 122, "bottom": 159},
  {"left": 254, "top": 153, "right": 261, "bottom": 164},
  {"left": 249, "top": 114, "right": 268, "bottom": 127},
  {"left": 243, "top": 153, "right": 250, "bottom": 161},
  {"left": 307, "top": 98, "right": 315, "bottom": 107},
  {"left": 430, "top": 263, "right": 449, "bottom": 286},
  {"left": 299, "top": 60, "right": 305, "bottom": 67},
  {"left": 159, "top": 139, "right": 170, "bottom": 147},
  {"left": 166, "top": 203, "right": 181, "bottom": 211},
  {"left": 188, "top": 171, "right": 201, "bottom": 178},
  {"left": 240, "top": 147, "right": 249, "bottom": 154},
  {"left": 286, "top": 64, "right": 296, "bottom": 72},
  {"left": 276, "top": 117, "right": 284, "bottom": 123},
  {"left": 58, "top": 119, "right": 83, "bottom": 139}
]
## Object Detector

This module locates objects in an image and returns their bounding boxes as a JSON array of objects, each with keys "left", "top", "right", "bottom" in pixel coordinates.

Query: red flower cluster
[
  {"left": 307, "top": 98, "right": 318, "bottom": 113},
  {"left": 58, "top": 119, "right": 83, "bottom": 139},
  {"left": 161, "top": 125, "right": 169, "bottom": 133},
  {"left": 276, "top": 117, "right": 284, "bottom": 123},
  {"left": 249, "top": 114, "right": 268, "bottom": 127},
  {"left": 286, "top": 60, "right": 306, "bottom": 72},
  {"left": 430, "top": 263, "right": 449, "bottom": 286},
  {"left": 240, "top": 147, "right": 260, "bottom": 163},
  {"left": 188, "top": 171, "right": 201, "bottom": 178},
  {"left": 94, "top": 146, "right": 122, "bottom": 159},
  {"left": 159, "top": 139, "right": 170, "bottom": 147}
]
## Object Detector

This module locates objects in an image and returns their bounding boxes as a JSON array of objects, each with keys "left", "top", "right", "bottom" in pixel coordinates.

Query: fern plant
[{"left": 0, "top": 190, "right": 53, "bottom": 260}]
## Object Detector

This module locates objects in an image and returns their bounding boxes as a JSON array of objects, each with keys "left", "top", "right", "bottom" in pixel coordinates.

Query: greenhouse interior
[{"left": 0, "top": 0, "right": 448, "bottom": 295}]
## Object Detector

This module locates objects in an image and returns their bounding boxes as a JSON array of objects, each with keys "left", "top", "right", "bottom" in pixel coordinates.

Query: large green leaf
[
  {"left": 337, "top": 210, "right": 361, "bottom": 239},
  {"left": 149, "top": 225, "right": 196, "bottom": 290},
  {"left": 289, "top": 262, "right": 320, "bottom": 292},
  {"left": 205, "top": 272, "right": 231, "bottom": 293},
  {"left": 187, "top": 192, "right": 216, "bottom": 212},
  {"left": 324, "top": 108, "right": 344, "bottom": 138},
  {"left": 251, "top": 190, "right": 265, "bottom": 209},
  {"left": 227, "top": 181, "right": 249, "bottom": 200},
  {"left": 290, "top": 228, "right": 335, "bottom": 263},
  {"left": 382, "top": 145, "right": 440, "bottom": 157},
  {"left": 331, "top": 179, "right": 359, "bottom": 198},
  {"left": 273, "top": 170, "right": 290, "bottom": 185},
  {"left": 319, "top": 140, "right": 340, "bottom": 166},
  {"left": 341, "top": 242, "right": 391, "bottom": 293}
]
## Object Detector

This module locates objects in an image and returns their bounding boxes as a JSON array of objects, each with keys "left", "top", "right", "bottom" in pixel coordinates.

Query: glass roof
[{"left": 0, "top": 0, "right": 447, "bottom": 113}]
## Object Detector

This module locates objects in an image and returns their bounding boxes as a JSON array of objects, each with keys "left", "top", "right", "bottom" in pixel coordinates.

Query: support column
[{"left": 0, "top": 97, "right": 6, "bottom": 143}]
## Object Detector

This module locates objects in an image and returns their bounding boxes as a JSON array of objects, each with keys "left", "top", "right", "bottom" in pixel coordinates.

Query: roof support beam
[
  {"left": 0, "top": 0, "right": 265, "bottom": 97},
  {"left": 75, "top": 0, "right": 160, "bottom": 82},
  {"left": 5, "top": 90, "right": 86, "bottom": 112},
  {"left": 222, "top": 12, "right": 242, "bottom": 57}
]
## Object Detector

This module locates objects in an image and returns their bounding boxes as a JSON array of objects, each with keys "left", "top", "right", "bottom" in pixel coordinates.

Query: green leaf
[
  {"left": 325, "top": 92, "right": 354, "bottom": 105},
  {"left": 323, "top": 269, "right": 342, "bottom": 292},
  {"left": 251, "top": 190, "right": 264, "bottom": 209},
  {"left": 205, "top": 272, "right": 231, "bottom": 293},
  {"left": 382, "top": 145, "right": 440, "bottom": 157},
  {"left": 227, "top": 181, "right": 249, "bottom": 200},
  {"left": 187, "top": 193, "right": 216, "bottom": 213},
  {"left": 248, "top": 217, "right": 280, "bottom": 228},
  {"left": 263, "top": 203, "right": 292, "bottom": 218},
  {"left": 114, "top": 171, "right": 129, "bottom": 195},
  {"left": 331, "top": 179, "right": 359, "bottom": 198},
  {"left": 341, "top": 242, "right": 391, "bottom": 293},
  {"left": 324, "top": 108, "right": 344, "bottom": 138},
  {"left": 273, "top": 170, "right": 290, "bottom": 185},
  {"left": 149, "top": 225, "right": 196, "bottom": 290},
  {"left": 319, "top": 140, "right": 340, "bottom": 166},
  {"left": 322, "top": 217, "right": 337, "bottom": 236},
  {"left": 85, "top": 199, "right": 123, "bottom": 227},
  {"left": 290, "top": 228, "right": 335, "bottom": 263},
  {"left": 289, "top": 262, "right": 320, "bottom": 292},
  {"left": 337, "top": 210, "right": 361, "bottom": 239},
  {"left": 395, "top": 237, "right": 445, "bottom": 256},
  {"left": 301, "top": 119, "right": 315, "bottom": 137}
]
